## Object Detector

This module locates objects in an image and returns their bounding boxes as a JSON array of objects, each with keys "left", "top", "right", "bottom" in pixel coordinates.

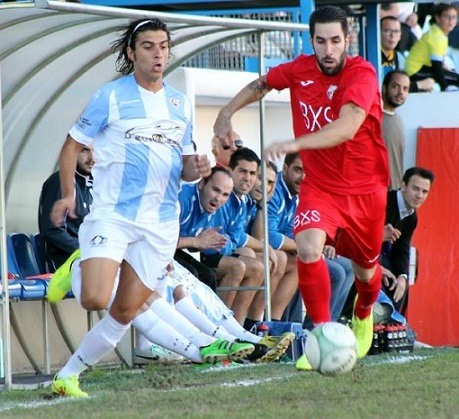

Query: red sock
[
  {"left": 354, "top": 265, "right": 382, "bottom": 319},
  {"left": 297, "top": 258, "right": 331, "bottom": 325}
]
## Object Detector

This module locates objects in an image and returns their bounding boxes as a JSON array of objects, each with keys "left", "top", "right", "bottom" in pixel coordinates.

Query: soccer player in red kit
[{"left": 213, "top": 5, "right": 389, "bottom": 368}]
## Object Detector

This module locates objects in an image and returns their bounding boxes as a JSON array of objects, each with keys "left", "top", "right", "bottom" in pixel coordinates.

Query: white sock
[
  {"left": 150, "top": 298, "right": 215, "bottom": 348},
  {"left": 132, "top": 310, "right": 202, "bottom": 363},
  {"left": 175, "top": 297, "right": 237, "bottom": 343},
  {"left": 71, "top": 259, "right": 82, "bottom": 306},
  {"left": 57, "top": 313, "right": 130, "bottom": 379},
  {"left": 135, "top": 329, "right": 152, "bottom": 352},
  {"left": 220, "top": 317, "right": 262, "bottom": 344}
]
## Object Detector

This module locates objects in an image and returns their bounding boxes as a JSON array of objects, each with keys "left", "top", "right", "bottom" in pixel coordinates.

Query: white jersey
[{"left": 69, "top": 74, "right": 195, "bottom": 226}]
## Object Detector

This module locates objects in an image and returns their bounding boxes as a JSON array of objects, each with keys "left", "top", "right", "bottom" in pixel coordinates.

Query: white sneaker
[{"left": 133, "top": 343, "right": 185, "bottom": 365}]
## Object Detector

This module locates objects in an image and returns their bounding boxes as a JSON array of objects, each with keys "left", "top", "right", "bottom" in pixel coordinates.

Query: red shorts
[{"left": 293, "top": 185, "right": 387, "bottom": 268}]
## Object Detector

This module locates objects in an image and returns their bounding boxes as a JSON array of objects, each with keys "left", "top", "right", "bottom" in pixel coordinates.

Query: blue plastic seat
[
  {"left": 29, "top": 233, "right": 49, "bottom": 275},
  {"left": 1, "top": 280, "right": 23, "bottom": 300},
  {"left": 0, "top": 242, "right": 22, "bottom": 300},
  {"left": 10, "top": 233, "right": 43, "bottom": 277},
  {"left": 18, "top": 278, "right": 47, "bottom": 300},
  {"left": 8, "top": 233, "right": 47, "bottom": 300}
]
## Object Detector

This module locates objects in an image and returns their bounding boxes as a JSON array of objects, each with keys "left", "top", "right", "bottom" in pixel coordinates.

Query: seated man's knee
[
  {"left": 236, "top": 247, "right": 256, "bottom": 258},
  {"left": 254, "top": 259, "right": 265, "bottom": 282},
  {"left": 230, "top": 258, "right": 246, "bottom": 278},
  {"left": 277, "top": 250, "right": 288, "bottom": 271}
]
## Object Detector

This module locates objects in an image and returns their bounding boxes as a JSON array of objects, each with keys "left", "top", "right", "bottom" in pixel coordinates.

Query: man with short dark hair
[
  {"left": 214, "top": 5, "right": 389, "bottom": 367},
  {"left": 201, "top": 147, "right": 266, "bottom": 325},
  {"left": 38, "top": 145, "right": 94, "bottom": 272},
  {"left": 381, "top": 70, "right": 410, "bottom": 190},
  {"left": 381, "top": 167, "right": 434, "bottom": 314}
]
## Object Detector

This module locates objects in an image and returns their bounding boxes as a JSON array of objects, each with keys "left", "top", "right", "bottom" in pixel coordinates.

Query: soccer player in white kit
[{"left": 50, "top": 18, "right": 253, "bottom": 397}]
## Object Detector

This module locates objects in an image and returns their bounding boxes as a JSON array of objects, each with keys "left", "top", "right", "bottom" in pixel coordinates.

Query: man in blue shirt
[
  {"left": 178, "top": 165, "right": 262, "bottom": 324},
  {"left": 175, "top": 167, "right": 234, "bottom": 291},
  {"left": 177, "top": 166, "right": 234, "bottom": 262},
  {"left": 200, "top": 148, "right": 266, "bottom": 325},
  {"left": 217, "top": 149, "right": 286, "bottom": 331}
]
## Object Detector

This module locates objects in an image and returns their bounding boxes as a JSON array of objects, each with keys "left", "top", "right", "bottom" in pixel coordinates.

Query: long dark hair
[{"left": 111, "top": 18, "right": 171, "bottom": 75}]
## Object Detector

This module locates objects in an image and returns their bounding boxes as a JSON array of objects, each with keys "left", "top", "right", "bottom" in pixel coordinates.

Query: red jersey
[{"left": 266, "top": 54, "right": 389, "bottom": 194}]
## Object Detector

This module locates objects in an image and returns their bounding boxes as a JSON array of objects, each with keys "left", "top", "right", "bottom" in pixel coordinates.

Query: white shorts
[{"left": 78, "top": 217, "right": 179, "bottom": 291}]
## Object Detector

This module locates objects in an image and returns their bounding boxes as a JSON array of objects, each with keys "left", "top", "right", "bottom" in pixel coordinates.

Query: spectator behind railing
[
  {"left": 405, "top": 3, "right": 459, "bottom": 92},
  {"left": 380, "top": 2, "right": 418, "bottom": 54},
  {"left": 380, "top": 16, "right": 435, "bottom": 92},
  {"left": 381, "top": 70, "right": 411, "bottom": 191}
]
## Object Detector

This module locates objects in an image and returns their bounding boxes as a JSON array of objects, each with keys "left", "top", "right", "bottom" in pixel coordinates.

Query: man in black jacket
[
  {"left": 381, "top": 167, "right": 434, "bottom": 314},
  {"left": 38, "top": 145, "right": 94, "bottom": 272}
]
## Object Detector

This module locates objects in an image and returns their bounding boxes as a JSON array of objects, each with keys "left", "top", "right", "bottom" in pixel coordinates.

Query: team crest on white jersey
[
  {"left": 125, "top": 120, "right": 184, "bottom": 149},
  {"left": 327, "top": 85, "right": 338, "bottom": 100},
  {"left": 170, "top": 97, "right": 181, "bottom": 107}
]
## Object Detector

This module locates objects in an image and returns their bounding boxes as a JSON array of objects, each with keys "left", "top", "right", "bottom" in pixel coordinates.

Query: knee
[
  {"left": 173, "top": 285, "right": 186, "bottom": 302},
  {"left": 353, "top": 264, "right": 382, "bottom": 283},
  {"left": 229, "top": 259, "right": 246, "bottom": 278},
  {"left": 354, "top": 266, "right": 377, "bottom": 283},
  {"left": 256, "top": 261, "right": 265, "bottom": 282},
  {"left": 80, "top": 292, "right": 109, "bottom": 311},
  {"left": 110, "top": 304, "right": 137, "bottom": 325},
  {"left": 278, "top": 251, "right": 288, "bottom": 271},
  {"left": 297, "top": 244, "right": 323, "bottom": 264},
  {"left": 248, "top": 260, "right": 265, "bottom": 284}
]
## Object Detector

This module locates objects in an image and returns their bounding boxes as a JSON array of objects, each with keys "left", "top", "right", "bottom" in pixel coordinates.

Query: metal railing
[
  {"left": 182, "top": 11, "right": 303, "bottom": 71},
  {"left": 181, "top": 10, "right": 364, "bottom": 71}
]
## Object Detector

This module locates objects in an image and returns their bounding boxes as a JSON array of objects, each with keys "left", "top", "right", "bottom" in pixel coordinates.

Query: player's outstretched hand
[{"left": 263, "top": 140, "right": 299, "bottom": 164}]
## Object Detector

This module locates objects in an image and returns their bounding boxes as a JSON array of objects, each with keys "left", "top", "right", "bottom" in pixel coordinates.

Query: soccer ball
[{"left": 304, "top": 322, "right": 358, "bottom": 377}]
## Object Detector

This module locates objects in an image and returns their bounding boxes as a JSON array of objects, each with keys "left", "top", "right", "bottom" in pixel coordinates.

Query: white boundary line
[{"left": 0, "top": 355, "right": 432, "bottom": 412}]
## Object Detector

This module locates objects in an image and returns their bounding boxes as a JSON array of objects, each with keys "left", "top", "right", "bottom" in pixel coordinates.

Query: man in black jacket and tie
[{"left": 381, "top": 167, "right": 435, "bottom": 314}]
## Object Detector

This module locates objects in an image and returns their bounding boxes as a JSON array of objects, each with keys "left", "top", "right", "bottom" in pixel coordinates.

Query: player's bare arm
[
  {"left": 51, "top": 135, "right": 82, "bottom": 226},
  {"left": 214, "top": 75, "right": 272, "bottom": 144}
]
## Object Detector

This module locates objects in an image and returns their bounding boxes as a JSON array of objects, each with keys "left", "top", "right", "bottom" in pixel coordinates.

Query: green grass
[{"left": 1, "top": 348, "right": 458, "bottom": 418}]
